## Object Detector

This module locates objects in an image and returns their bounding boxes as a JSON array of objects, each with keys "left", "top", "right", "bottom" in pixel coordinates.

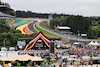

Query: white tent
[
  {"left": 0, "top": 54, "right": 44, "bottom": 61},
  {"left": 94, "top": 42, "right": 100, "bottom": 46},
  {"left": 88, "top": 41, "right": 94, "bottom": 46},
  {"left": 1, "top": 47, "right": 7, "bottom": 51},
  {"left": 88, "top": 41, "right": 100, "bottom": 46},
  {"left": 73, "top": 42, "right": 80, "bottom": 45}
]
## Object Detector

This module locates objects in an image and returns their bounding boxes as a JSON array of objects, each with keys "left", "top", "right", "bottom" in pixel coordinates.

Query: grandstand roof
[
  {"left": 0, "top": 11, "right": 14, "bottom": 19},
  {"left": 0, "top": 5, "right": 12, "bottom": 13},
  {"left": 0, "top": 12, "right": 13, "bottom": 17},
  {"left": 0, "top": 5, "right": 10, "bottom": 8},
  {"left": 57, "top": 26, "right": 71, "bottom": 29}
]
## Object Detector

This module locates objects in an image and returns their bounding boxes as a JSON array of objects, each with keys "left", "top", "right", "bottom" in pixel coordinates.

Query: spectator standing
[
  {"left": 29, "top": 60, "right": 32, "bottom": 66},
  {"left": 8, "top": 62, "right": 13, "bottom": 67},
  {"left": 0, "top": 64, "right": 2, "bottom": 67}
]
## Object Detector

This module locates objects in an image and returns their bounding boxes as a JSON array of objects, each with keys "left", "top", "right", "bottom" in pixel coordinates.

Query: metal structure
[{"left": 0, "top": 11, "right": 14, "bottom": 19}]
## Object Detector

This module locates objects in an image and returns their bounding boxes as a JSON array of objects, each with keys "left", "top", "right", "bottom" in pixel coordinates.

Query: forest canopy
[
  {"left": 50, "top": 15, "right": 100, "bottom": 39},
  {"left": 0, "top": 19, "right": 36, "bottom": 47}
]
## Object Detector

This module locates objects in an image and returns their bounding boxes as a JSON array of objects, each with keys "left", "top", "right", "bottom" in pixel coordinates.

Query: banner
[{"left": 17, "top": 40, "right": 26, "bottom": 49}]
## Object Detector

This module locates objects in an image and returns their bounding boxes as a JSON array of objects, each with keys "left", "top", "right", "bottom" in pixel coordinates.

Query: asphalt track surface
[{"left": 28, "top": 21, "right": 38, "bottom": 33}]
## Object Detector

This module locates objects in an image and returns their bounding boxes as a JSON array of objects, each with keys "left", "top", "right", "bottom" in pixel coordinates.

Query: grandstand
[
  {"left": 0, "top": 0, "right": 11, "bottom": 14},
  {"left": 0, "top": 1, "right": 14, "bottom": 19},
  {"left": 0, "top": 11, "right": 14, "bottom": 19}
]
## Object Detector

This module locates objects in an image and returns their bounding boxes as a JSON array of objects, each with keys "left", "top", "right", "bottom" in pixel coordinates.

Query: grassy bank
[
  {"left": 40, "top": 21, "right": 54, "bottom": 30},
  {"left": 35, "top": 24, "right": 59, "bottom": 37}
]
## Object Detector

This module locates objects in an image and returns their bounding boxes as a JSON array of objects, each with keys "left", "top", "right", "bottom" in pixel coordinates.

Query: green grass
[
  {"left": 35, "top": 24, "right": 59, "bottom": 37},
  {"left": 40, "top": 21, "right": 54, "bottom": 30},
  {"left": 12, "top": 19, "right": 28, "bottom": 24}
]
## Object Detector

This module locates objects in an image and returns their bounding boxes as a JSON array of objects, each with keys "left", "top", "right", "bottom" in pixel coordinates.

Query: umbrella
[
  {"left": 81, "top": 56, "right": 90, "bottom": 62},
  {"left": 62, "top": 56, "right": 69, "bottom": 59}
]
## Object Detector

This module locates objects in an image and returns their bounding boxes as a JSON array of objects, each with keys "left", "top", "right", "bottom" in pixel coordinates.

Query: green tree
[
  {"left": 10, "top": 10, "right": 16, "bottom": 16},
  {"left": 0, "top": 19, "right": 10, "bottom": 33},
  {"left": 87, "top": 25, "right": 91, "bottom": 39},
  {"left": 50, "top": 15, "right": 91, "bottom": 35}
]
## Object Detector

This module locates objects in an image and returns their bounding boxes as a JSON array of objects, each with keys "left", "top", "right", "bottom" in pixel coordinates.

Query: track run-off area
[{"left": 11, "top": 18, "right": 43, "bottom": 35}]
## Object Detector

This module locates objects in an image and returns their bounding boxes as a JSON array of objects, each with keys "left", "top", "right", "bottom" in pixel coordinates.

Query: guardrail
[{"left": 36, "top": 19, "right": 100, "bottom": 42}]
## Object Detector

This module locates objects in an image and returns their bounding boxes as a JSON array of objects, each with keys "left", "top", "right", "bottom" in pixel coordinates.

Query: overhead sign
[{"left": 37, "top": 40, "right": 42, "bottom": 42}]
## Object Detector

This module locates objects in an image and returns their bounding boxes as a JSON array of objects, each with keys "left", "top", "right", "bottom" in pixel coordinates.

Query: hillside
[
  {"left": 87, "top": 18, "right": 100, "bottom": 39},
  {"left": 50, "top": 15, "right": 100, "bottom": 39},
  {"left": 0, "top": 19, "right": 36, "bottom": 47}
]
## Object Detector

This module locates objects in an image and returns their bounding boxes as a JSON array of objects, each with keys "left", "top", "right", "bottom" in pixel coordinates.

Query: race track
[
  {"left": 12, "top": 18, "right": 41, "bottom": 35},
  {"left": 28, "top": 21, "right": 38, "bottom": 33},
  {"left": 11, "top": 18, "right": 100, "bottom": 41}
]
